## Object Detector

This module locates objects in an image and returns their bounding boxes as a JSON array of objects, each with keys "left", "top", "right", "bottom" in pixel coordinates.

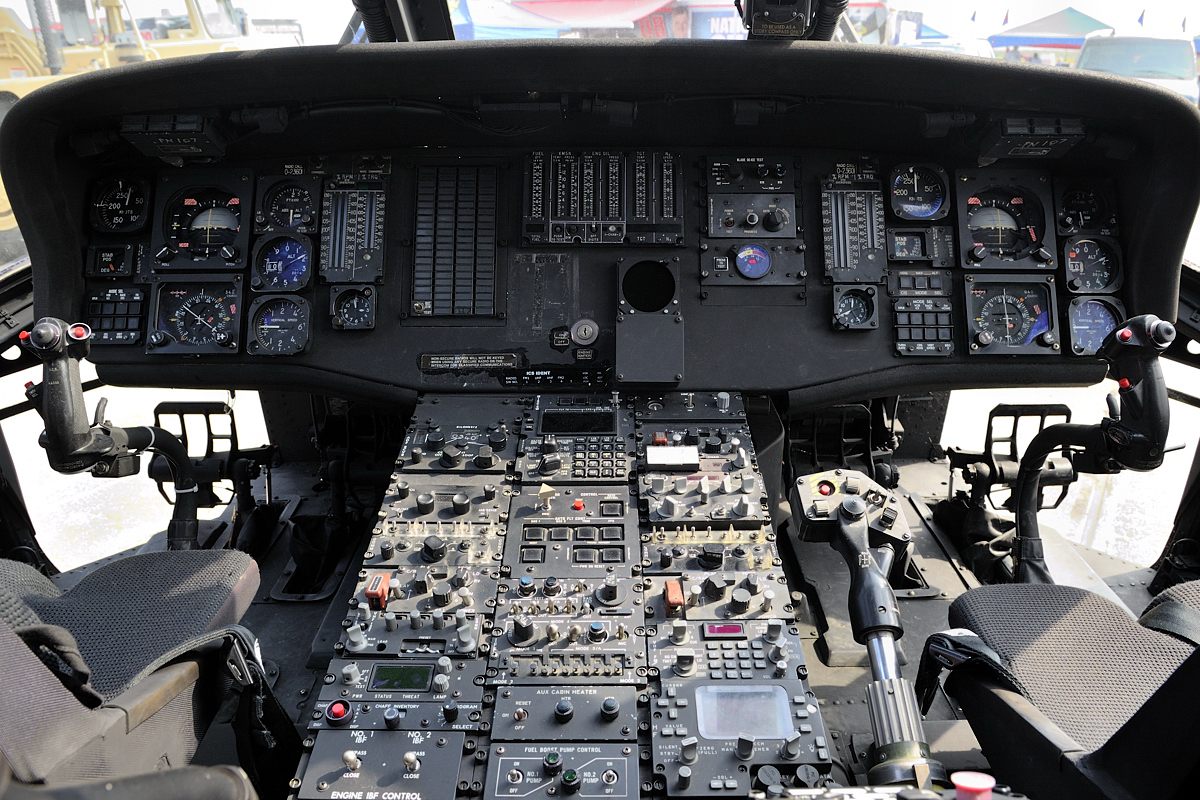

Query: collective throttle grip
[{"left": 1098, "top": 314, "right": 1175, "bottom": 471}]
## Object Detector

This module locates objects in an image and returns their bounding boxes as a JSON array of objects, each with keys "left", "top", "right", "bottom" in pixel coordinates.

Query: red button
[
  {"left": 1118, "top": 328, "right": 1132, "bottom": 342},
  {"left": 573, "top": 500, "right": 584, "bottom": 510},
  {"left": 328, "top": 702, "right": 347, "bottom": 719},
  {"left": 817, "top": 481, "right": 835, "bottom": 496},
  {"left": 72, "top": 326, "right": 87, "bottom": 339},
  {"left": 1118, "top": 378, "right": 1131, "bottom": 389},
  {"left": 951, "top": 770, "right": 995, "bottom": 800},
  {"left": 17, "top": 330, "right": 28, "bottom": 341}
]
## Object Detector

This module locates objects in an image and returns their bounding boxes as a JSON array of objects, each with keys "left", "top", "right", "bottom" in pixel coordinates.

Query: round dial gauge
[
  {"left": 255, "top": 236, "right": 311, "bottom": 291},
  {"left": 266, "top": 183, "right": 315, "bottom": 228},
  {"left": 891, "top": 165, "right": 947, "bottom": 220},
  {"left": 734, "top": 244, "right": 771, "bottom": 279},
  {"left": 971, "top": 284, "right": 1051, "bottom": 347},
  {"left": 165, "top": 188, "right": 241, "bottom": 259},
  {"left": 91, "top": 178, "right": 149, "bottom": 232},
  {"left": 834, "top": 291, "right": 873, "bottom": 328},
  {"left": 159, "top": 286, "right": 237, "bottom": 347},
  {"left": 252, "top": 298, "right": 309, "bottom": 355},
  {"left": 1059, "top": 188, "right": 1106, "bottom": 231},
  {"left": 965, "top": 188, "right": 1045, "bottom": 260},
  {"left": 335, "top": 288, "right": 375, "bottom": 329},
  {"left": 1069, "top": 299, "right": 1121, "bottom": 356},
  {"left": 1064, "top": 237, "right": 1119, "bottom": 293}
]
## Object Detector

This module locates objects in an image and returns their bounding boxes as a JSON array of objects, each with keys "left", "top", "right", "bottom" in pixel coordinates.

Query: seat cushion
[
  {"left": 3, "top": 551, "right": 258, "bottom": 697},
  {"left": 949, "top": 584, "right": 1194, "bottom": 751}
]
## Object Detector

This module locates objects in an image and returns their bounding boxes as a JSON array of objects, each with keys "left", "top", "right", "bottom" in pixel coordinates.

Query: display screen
[
  {"left": 892, "top": 233, "right": 924, "bottom": 259},
  {"left": 540, "top": 409, "right": 616, "bottom": 434},
  {"left": 695, "top": 685, "right": 792, "bottom": 740},
  {"left": 702, "top": 622, "right": 745, "bottom": 639},
  {"left": 370, "top": 664, "right": 433, "bottom": 691}
]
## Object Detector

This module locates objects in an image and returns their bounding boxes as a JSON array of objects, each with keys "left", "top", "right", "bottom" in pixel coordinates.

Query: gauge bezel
[
  {"left": 1053, "top": 179, "right": 1119, "bottom": 236},
  {"left": 146, "top": 275, "right": 243, "bottom": 356},
  {"left": 149, "top": 169, "right": 253, "bottom": 272},
  {"left": 251, "top": 233, "right": 314, "bottom": 292},
  {"left": 330, "top": 284, "right": 377, "bottom": 330},
  {"left": 889, "top": 163, "right": 950, "bottom": 222},
  {"left": 955, "top": 170, "right": 1056, "bottom": 271},
  {"left": 254, "top": 174, "right": 322, "bottom": 235},
  {"left": 247, "top": 295, "right": 311, "bottom": 356},
  {"left": 89, "top": 177, "right": 151, "bottom": 234},
  {"left": 1062, "top": 234, "right": 1123, "bottom": 295},
  {"left": 963, "top": 273, "right": 1061, "bottom": 356},
  {"left": 1067, "top": 295, "right": 1127, "bottom": 357},
  {"left": 832, "top": 286, "right": 878, "bottom": 330}
]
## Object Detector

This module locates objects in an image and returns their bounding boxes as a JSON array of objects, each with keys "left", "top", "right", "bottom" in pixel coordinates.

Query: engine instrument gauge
[
  {"left": 832, "top": 286, "right": 877, "bottom": 330},
  {"left": 163, "top": 188, "right": 242, "bottom": 261},
  {"left": 1063, "top": 236, "right": 1121, "bottom": 293},
  {"left": 252, "top": 235, "right": 312, "bottom": 291},
  {"left": 148, "top": 280, "right": 242, "bottom": 354},
  {"left": 890, "top": 164, "right": 948, "bottom": 221},
  {"left": 266, "top": 183, "right": 315, "bottom": 229},
  {"left": 90, "top": 178, "right": 149, "bottom": 233},
  {"left": 1068, "top": 296, "right": 1126, "bottom": 356},
  {"left": 332, "top": 286, "right": 376, "bottom": 330},
  {"left": 249, "top": 296, "right": 310, "bottom": 356},
  {"left": 964, "top": 275, "right": 1059, "bottom": 355},
  {"left": 733, "top": 244, "right": 771, "bottom": 279}
]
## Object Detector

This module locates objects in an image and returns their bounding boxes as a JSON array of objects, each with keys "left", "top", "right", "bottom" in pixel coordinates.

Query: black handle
[
  {"left": 831, "top": 495, "right": 903, "bottom": 643},
  {"left": 1099, "top": 314, "right": 1175, "bottom": 470}
]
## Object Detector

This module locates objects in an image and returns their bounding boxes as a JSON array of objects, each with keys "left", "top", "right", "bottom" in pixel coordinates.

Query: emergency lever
[
  {"left": 1013, "top": 314, "right": 1175, "bottom": 583},
  {"left": 20, "top": 317, "right": 201, "bottom": 550},
  {"left": 832, "top": 494, "right": 948, "bottom": 789}
]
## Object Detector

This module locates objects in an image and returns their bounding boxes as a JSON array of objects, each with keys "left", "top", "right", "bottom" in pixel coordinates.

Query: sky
[{"left": 887, "top": 1, "right": 1198, "bottom": 40}]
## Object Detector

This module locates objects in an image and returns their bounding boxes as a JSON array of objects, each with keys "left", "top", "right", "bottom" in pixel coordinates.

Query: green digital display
[{"left": 370, "top": 664, "right": 433, "bottom": 692}]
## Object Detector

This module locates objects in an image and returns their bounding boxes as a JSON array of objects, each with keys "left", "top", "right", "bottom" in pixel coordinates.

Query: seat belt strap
[
  {"left": 915, "top": 628, "right": 1029, "bottom": 715},
  {"left": 1140, "top": 600, "right": 1200, "bottom": 648}
]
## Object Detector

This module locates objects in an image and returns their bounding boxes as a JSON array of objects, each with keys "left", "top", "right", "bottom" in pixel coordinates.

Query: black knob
[
  {"left": 1034, "top": 246, "right": 1053, "bottom": 263},
  {"left": 538, "top": 454, "right": 562, "bottom": 475},
  {"left": 385, "top": 707, "right": 402, "bottom": 730},
  {"left": 722, "top": 163, "right": 742, "bottom": 181},
  {"left": 517, "top": 576, "right": 536, "bottom": 596},
  {"left": 488, "top": 428, "right": 508, "bottom": 449},
  {"left": 659, "top": 548, "right": 674, "bottom": 569},
  {"left": 600, "top": 697, "right": 620, "bottom": 721},
  {"left": 543, "top": 752, "right": 563, "bottom": 776},
  {"left": 596, "top": 575, "right": 619, "bottom": 604},
  {"left": 587, "top": 622, "right": 607, "bottom": 643},
  {"left": 756, "top": 163, "right": 771, "bottom": 179},
  {"left": 410, "top": 447, "right": 423, "bottom": 465},
  {"left": 440, "top": 445, "right": 462, "bottom": 468},
  {"left": 743, "top": 573, "right": 762, "bottom": 595},
  {"left": 416, "top": 493, "right": 436, "bottom": 515},
  {"left": 432, "top": 582, "right": 453, "bottom": 607},
  {"left": 413, "top": 567, "right": 432, "bottom": 594},
  {"left": 554, "top": 698, "right": 574, "bottom": 723},
  {"left": 704, "top": 436, "right": 721, "bottom": 454},
  {"left": 699, "top": 543, "right": 725, "bottom": 570},
  {"left": 452, "top": 492, "right": 471, "bottom": 516},
  {"left": 969, "top": 245, "right": 990, "bottom": 263},
  {"left": 475, "top": 446, "right": 497, "bottom": 469},
  {"left": 451, "top": 567, "right": 472, "bottom": 588},
  {"left": 395, "top": 481, "right": 411, "bottom": 500},
  {"left": 703, "top": 575, "right": 727, "bottom": 600},
  {"left": 219, "top": 244, "right": 238, "bottom": 261},
  {"left": 562, "top": 769, "right": 582, "bottom": 794},
  {"left": 755, "top": 766, "right": 783, "bottom": 791},
  {"left": 483, "top": 483, "right": 497, "bottom": 500},
  {"left": 543, "top": 576, "right": 561, "bottom": 596},
  {"left": 442, "top": 700, "right": 459, "bottom": 722},
  {"left": 421, "top": 535, "right": 447, "bottom": 563},
  {"left": 685, "top": 428, "right": 700, "bottom": 445},
  {"left": 542, "top": 436, "right": 558, "bottom": 454},
  {"left": 762, "top": 209, "right": 786, "bottom": 232},
  {"left": 511, "top": 615, "right": 536, "bottom": 645},
  {"left": 425, "top": 429, "right": 445, "bottom": 450},
  {"left": 730, "top": 588, "right": 751, "bottom": 614}
]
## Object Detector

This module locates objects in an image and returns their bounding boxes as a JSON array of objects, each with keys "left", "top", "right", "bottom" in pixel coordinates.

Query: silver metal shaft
[{"left": 866, "top": 630, "right": 900, "bottom": 682}]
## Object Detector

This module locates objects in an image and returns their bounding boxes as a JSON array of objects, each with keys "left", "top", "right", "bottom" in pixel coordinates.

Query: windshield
[{"left": 1078, "top": 37, "right": 1198, "bottom": 80}]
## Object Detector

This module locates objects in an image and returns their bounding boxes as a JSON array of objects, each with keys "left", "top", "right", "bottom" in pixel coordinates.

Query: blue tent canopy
[
  {"left": 918, "top": 23, "right": 947, "bottom": 40},
  {"left": 988, "top": 7, "right": 1112, "bottom": 48}
]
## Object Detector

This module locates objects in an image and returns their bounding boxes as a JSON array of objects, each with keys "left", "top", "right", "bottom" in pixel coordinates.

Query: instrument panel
[{"left": 79, "top": 148, "right": 1129, "bottom": 381}]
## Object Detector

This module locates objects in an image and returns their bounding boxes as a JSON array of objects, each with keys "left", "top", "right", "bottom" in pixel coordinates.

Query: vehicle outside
[{"left": 1076, "top": 33, "right": 1200, "bottom": 105}]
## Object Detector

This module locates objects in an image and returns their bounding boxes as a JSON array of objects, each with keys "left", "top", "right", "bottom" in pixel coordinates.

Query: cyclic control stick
[
  {"left": 21, "top": 317, "right": 201, "bottom": 550},
  {"left": 833, "top": 494, "right": 948, "bottom": 788}
]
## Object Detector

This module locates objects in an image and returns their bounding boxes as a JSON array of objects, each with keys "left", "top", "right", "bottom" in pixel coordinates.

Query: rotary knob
[
  {"left": 587, "top": 621, "right": 607, "bottom": 643},
  {"left": 421, "top": 535, "right": 446, "bottom": 562},
  {"left": 341, "top": 663, "right": 361, "bottom": 684},
  {"left": 451, "top": 567, "right": 472, "bottom": 588},
  {"left": 673, "top": 649, "right": 697, "bottom": 677},
  {"left": 680, "top": 736, "right": 699, "bottom": 765},
  {"left": 538, "top": 454, "right": 562, "bottom": 475},
  {"left": 600, "top": 697, "right": 620, "bottom": 721},
  {"left": 517, "top": 576, "right": 536, "bottom": 596},
  {"left": 659, "top": 548, "right": 675, "bottom": 569},
  {"left": 436, "top": 656, "right": 452, "bottom": 674},
  {"left": 510, "top": 615, "right": 537, "bottom": 645},
  {"left": 543, "top": 576, "right": 561, "bottom": 596},
  {"left": 451, "top": 492, "right": 471, "bottom": 516},
  {"left": 432, "top": 673, "right": 450, "bottom": 693},
  {"left": 762, "top": 208, "right": 787, "bottom": 232},
  {"left": 704, "top": 436, "right": 722, "bottom": 454},
  {"left": 432, "top": 582, "right": 453, "bottom": 607},
  {"left": 660, "top": 497, "right": 685, "bottom": 518},
  {"left": 442, "top": 700, "right": 459, "bottom": 722},
  {"left": 968, "top": 245, "right": 990, "bottom": 263},
  {"left": 670, "top": 619, "right": 689, "bottom": 644},
  {"left": 416, "top": 493, "right": 436, "bottom": 516},
  {"left": 384, "top": 707, "right": 402, "bottom": 730},
  {"left": 730, "top": 588, "right": 751, "bottom": 614},
  {"left": 488, "top": 428, "right": 508, "bottom": 449},
  {"left": 440, "top": 445, "right": 462, "bottom": 468},
  {"left": 703, "top": 575, "right": 727, "bottom": 600},
  {"left": 474, "top": 446, "right": 497, "bottom": 468},
  {"left": 699, "top": 543, "right": 725, "bottom": 570},
  {"left": 541, "top": 436, "right": 558, "bottom": 454},
  {"left": 425, "top": 429, "right": 446, "bottom": 451},
  {"left": 765, "top": 618, "right": 784, "bottom": 643},
  {"left": 554, "top": 698, "right": 574, "bottom": 723},
  {"left": 736, "top": 734, "right": 755, "bottom": 760},
  {"left": 394, "top": 481, "right": 411, "bottom": 500},
  {"left": 596, "top": 575, "right": 620, "bottom": 605},
  {"left": 379, "top": 541, "right": 395, "bottom": 560},
  {"left": 483, "top": 483, "right": 497, "bottom": 501}
]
